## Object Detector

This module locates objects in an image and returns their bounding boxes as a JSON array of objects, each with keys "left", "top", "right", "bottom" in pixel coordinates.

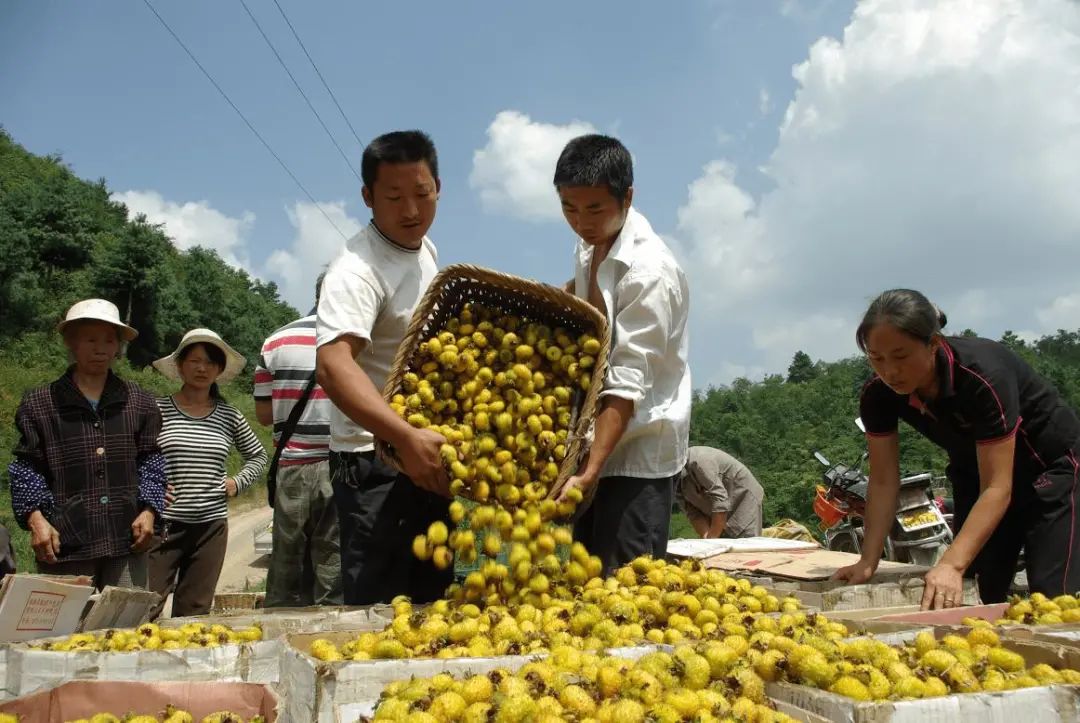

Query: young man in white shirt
[
  {"left": 315, "top": 130, "right": 451, "bottom": 604},
  {"left": 553, "top": 134, "right": 692, "bottom": 574}
]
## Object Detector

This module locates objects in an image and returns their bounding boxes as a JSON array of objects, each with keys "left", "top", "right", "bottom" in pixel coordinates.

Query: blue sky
[{"left": 4, "top": 0, "right": 1080, "bottom": 387}]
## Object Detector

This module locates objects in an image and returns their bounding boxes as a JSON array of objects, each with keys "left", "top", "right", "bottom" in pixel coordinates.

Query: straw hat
[
  {"left": 57, "top": 299, "right": 138, "bottom": 342},
  {"left": 153, "top": 328, "right": 246, "bottom": 384}
]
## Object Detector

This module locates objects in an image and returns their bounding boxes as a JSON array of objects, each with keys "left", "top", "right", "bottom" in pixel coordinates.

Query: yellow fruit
[
  {"left": 432, "top": 545, "right": 453, "bottom": 570},
  {"left": 830, "top": 675, "right": 872, "bottom": 701}
]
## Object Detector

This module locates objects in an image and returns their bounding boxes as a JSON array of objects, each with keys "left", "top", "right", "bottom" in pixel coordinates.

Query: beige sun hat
[
  {"left": 57, "top": 298, "right": 139, "bottom": 342},
  {"left": 152, "top": 328, "right": 247, "bottom": 384}
]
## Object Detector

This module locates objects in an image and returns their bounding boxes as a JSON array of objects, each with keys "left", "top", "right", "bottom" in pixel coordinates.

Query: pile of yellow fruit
[
  {"left": 310, "top": 557, "right": 803, "bottom": 661},
  {"left": 992, "top": 592, "right": 1080, "bottom": 625},
  {"left": 27, "top": 622, "right": 263, "bottom": 653},
  {"left": 367, "top": 645, "right": 798, "bottom": 723},
  {"left": 0, "top": 710, "right": 262, "bottom": 723}
]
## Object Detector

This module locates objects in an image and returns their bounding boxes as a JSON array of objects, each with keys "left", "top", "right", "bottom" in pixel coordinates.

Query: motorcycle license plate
[{"left": 897, "top": 504, "right": 944, "bottom": 532}]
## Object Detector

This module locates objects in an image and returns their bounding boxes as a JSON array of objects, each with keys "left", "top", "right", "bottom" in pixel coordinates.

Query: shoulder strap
[{"left": 266, "top": 372, "right": 318, "bottom": 508}]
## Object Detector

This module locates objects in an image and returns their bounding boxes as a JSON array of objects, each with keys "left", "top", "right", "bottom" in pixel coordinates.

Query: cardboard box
[
  {"left": 768, "top": 681, "right": 1080, "bottom": 722},
  {"left": 767, "top": 637, "right": 1080, "bottom": 721},
  {"left": 280, "top": 631, "right": 549, "bottom": 723},
  {"left": 279, "top": 633, "right": 666, "bottom": 723},
  {"left": 0, "top": 646, "right": 12, "bottom": 701},
  {"left": 335, "top": 696, "right": 832, "bottom": 723},
  {"left": 164, "top": 605, "right": 391, "bottom": 640},
  {"left": 5, "top": 637, "right": 283, "bottom": 697},
  {"left": 703, "top": 548, "right": 927, "bottom": 582},
  {"left": 0, "top": 680, "right": 278, "bottom": 721},
  {"left": 0, "top": 575, "right": 161, "bottom": 644},
  {"left": 0, "top": 574, "right": 94, "bottom": 643},
  {"left": 872, "top": 602, "right": 1009, "bottom": 625},
  {"left": 761, "top": 577, "right": 980, "bottom": 612}
]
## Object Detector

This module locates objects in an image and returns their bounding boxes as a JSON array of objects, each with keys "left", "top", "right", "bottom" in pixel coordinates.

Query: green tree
[{"left": 787, "top": 351, "right": 818, "bottom": 384}]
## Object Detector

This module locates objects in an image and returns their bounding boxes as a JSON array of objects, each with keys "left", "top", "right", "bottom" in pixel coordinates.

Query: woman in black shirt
[{"left": 834, "top": 289, "right": 1080, "bottom": 607}]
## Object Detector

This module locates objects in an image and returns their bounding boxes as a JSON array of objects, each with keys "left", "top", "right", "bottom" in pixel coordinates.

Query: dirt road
[{"left": 216, "top": 505, "right": 273, "bottom": 593}]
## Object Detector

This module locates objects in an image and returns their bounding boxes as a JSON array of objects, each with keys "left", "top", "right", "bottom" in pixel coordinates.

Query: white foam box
[
  {"left": 767, "top": 637, "right": 1080, "bottom": 722},
  {"left": 279, "top": 633, "right": 666, "bottom": 723},
  {"left": 5, "top": 636, "right": 282, "bottom": 697}
]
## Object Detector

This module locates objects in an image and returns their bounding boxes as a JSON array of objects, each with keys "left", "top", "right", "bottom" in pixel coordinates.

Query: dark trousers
[
  {"left": 574, "top": 474, "right": 673, "bottom": 576},
  {"left": 954, "top": 449, "right": 1080, "bottom": 602},
  {"left": 331, "top": 451, "right": 452, "bottom": 605},
  {"left": 148, "top": 519, "right": 228, "bottom": 617}
]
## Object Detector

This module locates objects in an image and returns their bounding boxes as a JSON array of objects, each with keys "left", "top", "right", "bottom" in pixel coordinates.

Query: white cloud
[
  {"left": 113, "top": 190, "right": 255, "bottom": 269},
  {"left": 470, "top": 111, "right": 597, "bottom": 222},
  {"left": 758, "top": 87, "right": 773, "bottom": 116},
  {"left": 114, "top": 189, "right": 363, "bottom": 312},
  {"left": 674, "top": 0, "right": 1080, "bottom": 385},
  {"left": 1036, "top": 293, "right": 1080, "bottom": 332},
  {"left": 264, "top": 201, "right": 362, "bottom": 310}
]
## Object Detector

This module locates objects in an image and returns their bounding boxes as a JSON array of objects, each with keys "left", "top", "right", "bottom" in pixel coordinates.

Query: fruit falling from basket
[{"left": 388, "top": 301, "right": 606, "bottom": 604}]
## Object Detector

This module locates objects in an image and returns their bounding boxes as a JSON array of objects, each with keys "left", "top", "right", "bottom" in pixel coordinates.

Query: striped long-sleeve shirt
[{"left": 156, "top": 396, "right": 268, "bottom": 523}]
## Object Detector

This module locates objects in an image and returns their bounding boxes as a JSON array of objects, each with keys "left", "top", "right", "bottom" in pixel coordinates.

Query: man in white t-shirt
[
  {"left": 315, "top": 130, "right": 451, "bottom": 604},
  {"left": 552, "top": 135, "right": 692, "bottom": 574}
]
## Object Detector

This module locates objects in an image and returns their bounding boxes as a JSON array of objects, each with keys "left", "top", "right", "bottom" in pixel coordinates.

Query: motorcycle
[{"left": 812, "top": 419, "right": 953, "bottom": 567}]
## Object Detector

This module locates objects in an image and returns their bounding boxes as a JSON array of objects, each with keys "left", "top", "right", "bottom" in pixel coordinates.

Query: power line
[
  {"left": 139, "top": 0, "right": 348, "bottom": 241},
  {"left": 271, "top": 0, "right": 366, "bottom": 151},
  {"left": 237, "top": 0, "right": 363, "bottom": 184}
]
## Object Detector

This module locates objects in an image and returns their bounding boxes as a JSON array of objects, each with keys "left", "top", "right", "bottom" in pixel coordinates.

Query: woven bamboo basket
[{"left": 378, "top": 263, "right": 610, "bottom": 500}]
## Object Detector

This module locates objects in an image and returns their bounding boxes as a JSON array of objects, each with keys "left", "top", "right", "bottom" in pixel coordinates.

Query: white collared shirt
[
  {"left": 316, "top": 222, "right": 438, "bottom": 452},
  {"left": 572, "top": 207, "right": 692, "bottom": 479}
]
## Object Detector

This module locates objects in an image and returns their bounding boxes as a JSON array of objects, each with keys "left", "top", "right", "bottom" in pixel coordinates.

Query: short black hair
[
  {"left": 361, "top": 130, "right": 439, "bottom": 189},
  {"left": 856, "top": 289, "right": 948, "bottom": 352},
  {"left": 553, "top": 134, "right": 633, "bottom": 201}
]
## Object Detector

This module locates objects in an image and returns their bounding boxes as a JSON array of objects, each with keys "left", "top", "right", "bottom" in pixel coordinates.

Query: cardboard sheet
[
  {"left": 79, "top": 585, "right": 161, "bottom": 632},
  {"left": 703, "top": 548, "right": 925, "bottom": 581},
  {"left": 667, "top": 536, "right": 818, "bottom": 559}
]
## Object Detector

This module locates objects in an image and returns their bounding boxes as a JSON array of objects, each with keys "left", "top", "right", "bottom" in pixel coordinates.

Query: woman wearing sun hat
[
  {"left": 7, "top": 299, "right": 166, "bottom": 589},
  {"left": 148, "top": 328, "right": 268, "bottom": 616}
]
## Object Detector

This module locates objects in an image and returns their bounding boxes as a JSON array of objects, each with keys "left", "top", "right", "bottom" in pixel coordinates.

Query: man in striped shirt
[{"left": 254, "top": 275, "right": 342, "bottom": 607}]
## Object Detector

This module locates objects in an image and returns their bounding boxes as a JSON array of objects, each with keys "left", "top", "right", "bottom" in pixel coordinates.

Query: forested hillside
[{"left": 0, "top": 128, "right": 297, "bottom": 368}]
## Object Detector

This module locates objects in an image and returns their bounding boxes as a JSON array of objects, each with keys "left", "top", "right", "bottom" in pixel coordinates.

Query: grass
[
  {"left": 669, "top": 511, "right": 696, "bottom": 540},
  {"left": 0, "top": 338, "right": 272, "bottom": 574}
]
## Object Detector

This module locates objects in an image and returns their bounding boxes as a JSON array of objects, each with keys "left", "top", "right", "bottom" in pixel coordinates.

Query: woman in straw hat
[
  {"left": 148, "top": 329, "right": 267, "bottom": 616},
  {"left": 7, "top": 299, "right": 166, "bottom": 589}
]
